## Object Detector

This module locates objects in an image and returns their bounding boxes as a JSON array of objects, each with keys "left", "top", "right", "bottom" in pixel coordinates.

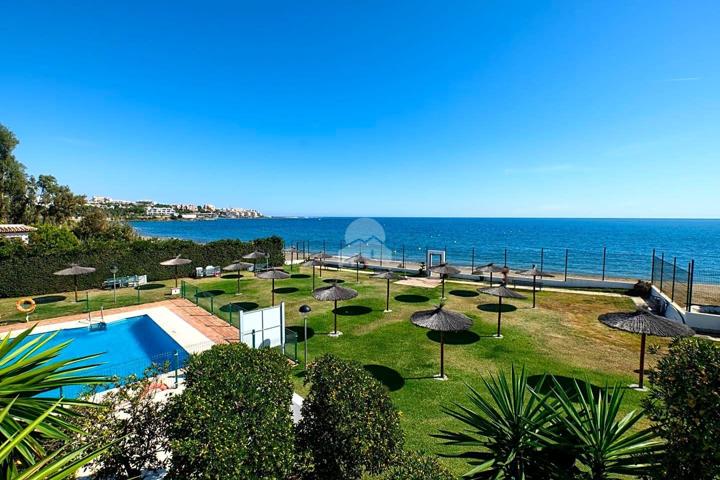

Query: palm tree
[
  {"left": 0, "top": 328, "right": 108, "bottom": 471},
  {"left": 0, "top": 399, "right": 115, "bottom": 479},
  {"left": 436, "top": 367, "right": 562, "bottom": 479},
  {"left": 549, "top": 380, "right": 663, "bottom": 479}
]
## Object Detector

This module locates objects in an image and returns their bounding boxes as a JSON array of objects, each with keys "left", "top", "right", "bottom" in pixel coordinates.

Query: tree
[
  {"left": 36, "top": 174, "right": 85, "bottom": 224},
  {"left": 73, "top": 207, "right": 109, "bottom": 240},
  {"left": 75, "top": 367, "right": 169, "bottom": 479},
  {"left": 0, "top": 327, "right": 109, "bottom": 473},
  {"left": 297, "top": 354, "right": 404, "bottom": 479},
  {"left": 437, "top": 367, "right": 565, "bottom": 479},
  {"left": 28, "top": 224, "right": 80, "bottom": 254},
  {"left": 165, "top": 343, "right": 296, "bottom": 479},
  {"left": 644, "top": 337, "right": 720, "bottom": 479},
  {"left": 0, "top": 123, "right": 35, "bottom": 224}
]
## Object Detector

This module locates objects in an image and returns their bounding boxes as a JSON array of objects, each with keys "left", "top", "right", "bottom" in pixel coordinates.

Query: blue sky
[{"left": 2, "top": 1, "right": 719, "bottom": 218}]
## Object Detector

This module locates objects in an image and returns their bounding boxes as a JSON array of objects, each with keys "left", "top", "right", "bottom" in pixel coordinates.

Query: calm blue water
[
  {"left": 19, "top": 315, "right": 189, "bottom": 398},
  {"left": 130, "top": 218, "right": 720, "bottom": 278}
]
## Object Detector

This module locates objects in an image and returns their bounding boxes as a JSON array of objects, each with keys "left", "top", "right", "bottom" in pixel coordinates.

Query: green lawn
[{"left": 0, "top": 266, "right": 662, "bottom": 476}]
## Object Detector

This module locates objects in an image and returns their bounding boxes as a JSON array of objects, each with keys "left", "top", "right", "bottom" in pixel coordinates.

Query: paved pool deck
[{"left": 0, "top": 298, "right": 240, "bottom": 344}]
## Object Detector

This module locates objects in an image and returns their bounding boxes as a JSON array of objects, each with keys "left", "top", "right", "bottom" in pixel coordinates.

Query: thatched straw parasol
[
  {"left": 223, "top": 260, "right": 253, "bottom": 295},
  {"left": 478, "top": 284, "right": 526, "bottom": 338},
  {"left": 312, "top": 282, "right": 358, "bottom": 337},
  {"left": 472, "top": 263, "right": 505, "bottom": 287},
  {"left": 429, "top": 263, "right": 461, "bottom": 300},
  {"left": 313, "top": 252, "right": 333, "bottom": 277},
  {"left": 243, "top": 250, "right": 268, "bottom": 272},
  {"left": 348, "top": 253, "right": 371, "bottom": 282},
  {"left": 599, "top": 310, "right": 694, "bottom": 389},
  {"left": 53, "top": 264, "right": 96, "bottom": 302},
  {"left": 256, "top": 269, "right": 290, "bottom": 306},
  {"left": 372, "top": 270, "right": 401, "bottom": 312},
  {"left": 517, "top": 265, "right": 554, "bottom": 308},
  {"left": 160, "top": 255, "right": 192, "bottom": 288},
  {"left": 410, "top": 305, "right": 473, "bottom": 379}
]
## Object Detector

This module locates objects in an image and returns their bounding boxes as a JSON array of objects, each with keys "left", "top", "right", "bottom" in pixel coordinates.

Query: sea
[{"left": 130, "top": 218, "right": 720, "bottom": 279}]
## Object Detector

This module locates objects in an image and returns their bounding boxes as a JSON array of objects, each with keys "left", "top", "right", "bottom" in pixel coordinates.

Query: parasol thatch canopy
[
  {"left": 599, "top": 310, "right": 694, "bottom": 337},
  {"left": 517, "top": 265, "right": 553, "bottom": 308},
  {"left": 599, "top": 310, "right": 694, "bottom": 389},
  {"left": 242, "top": 251, "right": 267, "bottom": 260},
  {"left": 256, "top": 269, "right": 290, "bottom": 306},
  {"left": 410, "top": 305, "right": 473, "bottom": 379},
  {"left": 479, "top": 284, "right": 526, "bottom": 338},
  {"left": 348, "top": 254, "right": 371, "bottom": 282},
  {"left": 472, "top": 263, "right": 505, "bottom": 274},
  {"left": 479, "top": 285, "right": 526, "bottom": 299},
  {"left": 160, "top": 255, "right": 191, "bottom": 287},
  {"left": 410, "top": 305, "right": 473, "bottom": 332},
  {"left": 312, "top": 282, "right": 359, "bottom": 336},
  {"left": 53, "top": 264, "right": 97, "bottom": 302},
  {"left": 223, "top": 260, "right": 253, "bottom": 295}
]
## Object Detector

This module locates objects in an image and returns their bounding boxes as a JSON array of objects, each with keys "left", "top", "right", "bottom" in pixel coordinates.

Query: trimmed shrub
[
  {"left": 644, "top": 337, "right": 720, "bottom": 479},
  {"left": 297, "top": 354, "right": 404, "bottom": 479},
  {"left": 0, "top": 235, "right": 283, "bottom": 297},
  {"left": 378, "top": 451, "right": 453, "bottom": 480},
  {"left": 165, "top": 343, "right": 295, "bottom": 479}
]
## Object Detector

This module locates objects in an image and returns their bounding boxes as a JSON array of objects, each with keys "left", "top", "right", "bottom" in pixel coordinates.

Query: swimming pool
[{"left": 19, "top": 314, "right": 192, "bottom": 398}]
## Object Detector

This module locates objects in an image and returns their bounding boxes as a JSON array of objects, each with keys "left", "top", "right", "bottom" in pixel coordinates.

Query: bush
[
  {"left": 165, "top": 343, "right": 296, "bottom": 479},
  {"left": 0, "top": 235, "right": 284, "bottom": 297},
  {"left": 297, "top": 354, "right": 404, "bottom": 479},
  {"left": 75, "top": 367, "right": 169, "bottom": 479},
  {"left": 644, "top": 337, "right": 720, "bottom": 479},
  {"left": 377, "top": 451, "right": 453, "bottom": 480}
]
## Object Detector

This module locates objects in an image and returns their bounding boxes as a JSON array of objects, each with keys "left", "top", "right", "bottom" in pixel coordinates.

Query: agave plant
[
  {"left": 549, "top": 379, "right": 663, "bottom": 479},
  {"left": 436, "top": 366, "right": 563, "bottom": 479},
  {"left": 1, "top": 399, "right": 114, "bottom": 479},
  {"left": 0, "top": 328, "right": 108, "bottom": 471}
]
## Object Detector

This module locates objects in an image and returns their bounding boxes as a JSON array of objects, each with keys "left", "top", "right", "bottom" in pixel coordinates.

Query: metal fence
[
  {"left": 287, "top": 240, "right": 651, "bottom": 282},
  {"left": 651, "top": 254, "right": 692, "bottom": 308}
]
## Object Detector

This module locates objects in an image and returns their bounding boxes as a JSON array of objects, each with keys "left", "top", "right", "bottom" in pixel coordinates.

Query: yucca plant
[
  {"left": 0, "top": 328, "right": 108, "bottom": 471},
  {"left": 1, "top": 399, "right": 114, "bottom": 479},
  {"left": 436, "top": 367, "right": 564, "bottom": 479},
  {"left": 548, "top": 379, "right": 663, "bottom": 479}
]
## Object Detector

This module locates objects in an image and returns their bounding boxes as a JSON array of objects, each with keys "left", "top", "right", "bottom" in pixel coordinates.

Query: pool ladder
[{"left": 88, "top": 306, "right": 107, "bottom": 331}]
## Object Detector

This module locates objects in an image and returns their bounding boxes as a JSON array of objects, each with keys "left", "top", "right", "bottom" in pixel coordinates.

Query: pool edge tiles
[{"left": 7, "top": 306, "right": 215, "bottom": 355}]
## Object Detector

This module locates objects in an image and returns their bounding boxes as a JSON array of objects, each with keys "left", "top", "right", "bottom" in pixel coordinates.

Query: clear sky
[{"left": 2, "top": 1, "right": 719, "bottom": 218}]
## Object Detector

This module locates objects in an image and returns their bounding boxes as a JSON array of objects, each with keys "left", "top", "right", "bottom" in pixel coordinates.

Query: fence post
[
  {"left": 195, "top": 287, "right": 199, "bottom": 305},
  {"left": 504, "top": 248, "right": 508, "bottom": 267},
  {"left": 174, "top": 350, "right": 179, "bottom": 388},
  {"left": 252, "top": 329, "right": 256, "bottom": 349},
  {"left": 687, "top": 260, "right": 695, "bottom": 312},
  {"left": 540, "top": 248, "right": 544, "bottom": 273},
  {"left": 136, "top": 287, "right": 140, "bottom": 305},
  {"left": 471, "top": 247, "right": 475, "bottom": 273},
  {"left": 564, "top": 249, "right": 569, "bottom": 282},
  {"left": 85, "top": 292, "right": 90, "bottom": 313},
  {"left": 210, "top": 296, "right": 214, "bottom": 314},
  {"left": 601, "top": 247, "right": 607, "bottom": 281},
  {"left": 380, "top": 244, "right": 383, "bottom": 267},
  {"left": 671, "top": 257, "right": 677, "bottom": 301},
  {"left": 659, "top": 253, "right": 665, "bottom": 289},
  {"left": 402, "top": 245, "right": 405, "bottom": 268},
  {"left": 650, "top": 249, "right": 656, "bottom": 282}
]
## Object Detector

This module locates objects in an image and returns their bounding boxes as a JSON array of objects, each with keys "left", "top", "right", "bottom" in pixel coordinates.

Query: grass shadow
[
  {"left": 291, "top": 274, "right": 310, "bottom": 279},
  {"left": 364, "top": 364, "right": 405, "bottom": 391},
  {"left": 395, "top": 294, "right": 430, "bottom": 303},
  {"left": 323, "top": 278, "right": 345, "bottom": 284},
  {"left": 478, "top": 303, "right": 518, "bottom": 313},
  {"left": 427, "top": 330, "right": 481, "bottom": 345},
  {"left": 33, "top": 295, "right": 67, "bottom": 305},
  {"left": 195, "top": 289, "right": 226, "bottom": 298},
  {"left": 221, "top": 273, "right": 244, "bottom": 279},
  {"left": 136, "top": 283, "right": 165, "bottom": 291},
  {"left": 287, "top": 325, "right": 315, "bottom": 342},
  {"left": 219, "top": 301, "right": 259, "bottom": 312},
  {"left": 274, "top": 287, "right": 299, "bottom": 294},
  {"left": 449, "top": 289, "right": 479, "bottom": 298},
  {"left": 334, "top": 305, "right": 372, "bottom": 316},
  {"left": 527, "top": 375, "right": 604, "bottom": 399}
]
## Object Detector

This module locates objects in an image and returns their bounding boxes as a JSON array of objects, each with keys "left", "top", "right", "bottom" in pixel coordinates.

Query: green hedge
[{"left": 0, "top": 236, "right": 284, "bottom": 297}]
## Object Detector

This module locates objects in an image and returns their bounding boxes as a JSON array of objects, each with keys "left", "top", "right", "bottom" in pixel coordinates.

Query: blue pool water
[{"left": 20, "top": 315, "right": 189, "bottom": 398}]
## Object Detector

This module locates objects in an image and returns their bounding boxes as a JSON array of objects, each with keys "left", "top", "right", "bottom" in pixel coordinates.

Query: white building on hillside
[{"left": 145, "top": 206, "right": 177, "bottom": 217}]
